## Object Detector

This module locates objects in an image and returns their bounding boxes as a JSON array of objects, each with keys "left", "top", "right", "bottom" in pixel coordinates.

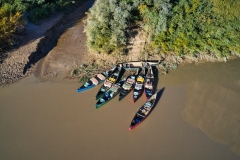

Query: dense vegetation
[
  {"left": 85, "top": 0, "right": 171, "bottom": 54},
  {"left": 85, "top": 0, "right": 240, "bottom": 58},
  {"left": 0, "top": 0, "right": 86, "bottom": 52}
]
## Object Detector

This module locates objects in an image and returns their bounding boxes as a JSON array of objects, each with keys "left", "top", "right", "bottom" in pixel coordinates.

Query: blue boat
[{"left": 77, "top": 66, "right": 117, "bottom": 93}]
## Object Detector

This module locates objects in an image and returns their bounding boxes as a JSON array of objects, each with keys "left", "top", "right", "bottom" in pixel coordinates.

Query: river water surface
[{"left": 1, "top": 59, "right": 240, "bottom": 160}]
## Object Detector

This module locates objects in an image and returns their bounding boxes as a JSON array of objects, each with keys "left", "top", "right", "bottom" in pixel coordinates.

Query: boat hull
[
  {"left": 95, "top": 67, "right": 123, "bottom": 99},
  {"left": 129, "top": 93, "right": 157, "bottom": 130},
  {"left": 133, "top": 88, "right": 144, "bottom": 103},
  {"left": 145, "top": 88, "right": 153, "bottom": 99},
  {"left": 119, "top": 90, "right": 131, "bottom": 101},
  {"left": 118, "top": 75, "right": 136, "bottom": 101},
  {"left": 95, "top": 78, "right": 126, "bottom": 108},
  {"left": 77, "top": 66, "right": 117, "bottom": 93},
  {"left": 132, "top": 67, "right": 146, "bottom": 103},
  {"left": 144, "top": 65, "right": 155, "bottom": 99},
  {"left": 77, "top": 84, "right": 96, "bottom": 93}
]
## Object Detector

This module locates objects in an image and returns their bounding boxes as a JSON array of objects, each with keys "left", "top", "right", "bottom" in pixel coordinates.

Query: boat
[
  {"left": 95, "top": 78, "right": 126, "bottom": 109},
  {"left": 118, "top": 70, "right": 138, "bottom": 101},
  {"left": 95, "top": 66, "right": 123, "bottom": 100},
  {"left": 77, "top": 66, "right": 117, "bottom": 92},
  {"left": 141, "top": 60, "right": 159, "bottom": 67},
  {"left": 133, "top": 67, "right": 146, "bottom": 103},
  {"left": 129, "top": 93, "right": 157, "bottom": 130},
  {"left": 144, "top": 65, "right": 155, "bottom": 99},
  {"left": 119, "top": 74, "right": 137, "bottom": 101},
  {"left": 119, "top": 61, "right": 142, "bottom": 70},
  {"left": 118, "top": 61, "right": 159, "bottom": 70}
]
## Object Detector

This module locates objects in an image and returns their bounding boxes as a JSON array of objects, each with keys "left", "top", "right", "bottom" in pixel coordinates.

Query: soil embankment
[
  {"left": 0, "top": 0, "right": 239, "bottom": 86},
  {"left": 0, "top": 0, "right": 95, "bottom": 86},
  {"left": 0, "top": 13, "right": 63, "bottom": 85}
]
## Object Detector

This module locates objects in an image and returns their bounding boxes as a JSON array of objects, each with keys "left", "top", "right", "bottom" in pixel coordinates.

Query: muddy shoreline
[
  {"left": 0, "top": 0, "right": 94, "bottom": 86},
  {"left": 0, "top": 0, "right": 239, "bottom": 86}
]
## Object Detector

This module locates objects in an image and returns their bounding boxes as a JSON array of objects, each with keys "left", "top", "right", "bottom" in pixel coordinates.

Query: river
[{"left": 0, "top": 58, "right": 240, "bottom": 160}]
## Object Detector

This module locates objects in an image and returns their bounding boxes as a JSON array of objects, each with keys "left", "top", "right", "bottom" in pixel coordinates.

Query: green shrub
[
  {"left": 85, "top": 0, "right": 171, "bottom": 54},
  {"left": 151, "top": 0, "right": 240, "bottom": 57},
  {"left": 28, "top": 3, "right": 55, "bottom": 24},
  {"left": 0, "top": 0, "right": 87, "bottom": 52},
  {"left": 0, "top": 3, "right": 25, "bottom": 51}
]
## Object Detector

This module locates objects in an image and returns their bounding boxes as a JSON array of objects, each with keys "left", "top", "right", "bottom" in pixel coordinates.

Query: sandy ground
[
  {"left": 35, "top": 0, "right": 95, "bottom": 79},
  {"left": 0, "top": 0, "right": 95, "bottom": 85},
  {"left": 0, "top": 58, "right": 240, "bottom": 160}
]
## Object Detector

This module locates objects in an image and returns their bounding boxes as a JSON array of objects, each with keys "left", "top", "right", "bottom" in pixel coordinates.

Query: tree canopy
[{"left": 85, "top": 0, "right": 240, "bottom": 57}]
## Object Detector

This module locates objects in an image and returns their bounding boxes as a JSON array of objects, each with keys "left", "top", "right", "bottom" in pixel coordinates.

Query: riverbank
[
  {"left": 0, "top": 0, "right": 239, "bottom": 86},
  {"left": 0, "top": 0, "right": 95, "bottom": 86}
]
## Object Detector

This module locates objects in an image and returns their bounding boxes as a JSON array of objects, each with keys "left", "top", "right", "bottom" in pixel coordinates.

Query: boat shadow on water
[
  {"left": 129, "top": 87, "right": 165, "bottom": 130},
  {"left": 152, "top": 66, "right": 159, "bottom": 96},
  {"left": 154, "top": 87, "right": 165, "bottom": 110},
  {"left": 145, "top": 87, "right": 165, "bottom": 117}
]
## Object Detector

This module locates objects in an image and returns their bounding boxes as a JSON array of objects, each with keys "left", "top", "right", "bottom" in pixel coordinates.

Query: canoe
[
  {"left": 118, "top": 71, "right": 138, "bottom": 101},
  {"left": 129, "top": 93, "right": 157, "bottom": 130},
  {"left": 95, "top": 78, "right": 126, "bottom": 109},
  {"left": 95, "top": 66, "right": 123, "bottom": 100},
  {"left": 144, "top": 65, "right": 155, "bottom": 99},
  {"left": 133, "top": 67, "right": 146, "bottom": 103},
  {"left": 77, "top": 66, "right": 117, "bottom": 93},
  {"left": 118, "top": 61, "right": 159, "bottom": 70},
  {"left": 118, "top": 61, "right": 142, "bottom": 70},
  {"left": 142, "top": 60, "right": 159, "bottom": 67}
]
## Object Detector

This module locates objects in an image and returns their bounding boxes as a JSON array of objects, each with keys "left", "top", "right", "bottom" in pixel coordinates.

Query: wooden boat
[
  {"left": 144, "top": 65, "right": 155, "bottom": 99},
  {"left": 133, "top": 67, "right": 146, "bottom": 103},
  {"left": 95, "top": 66, "right": 122, "bottom": 100},
  {"left": 95, "top": 78, "right": 126, "bottom": 109},
  {"left": 119, "top": 61, "right": 142, "bottom": 70},
  {"left": 118, "top": 71, "right": 138, "bottom": 101},
  {"left": 118, "top": 61, "right": 159, "bottom": 70},
  {"left": 77, "top": 66, "right": 117, "bottom": 93},
  {"left": 129, "top": 93, "right": 157, "bottom": 130},
  {"left": 141, "top": 60, "right": 159, "bottom": 67}
]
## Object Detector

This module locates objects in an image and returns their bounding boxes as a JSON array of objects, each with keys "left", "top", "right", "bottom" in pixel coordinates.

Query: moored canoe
[
  {"left": 129, "top": 93, "right": 157, "bottom": 130},
  {"left": 77, "top": 66, "right": 117, "bottom": 93}
]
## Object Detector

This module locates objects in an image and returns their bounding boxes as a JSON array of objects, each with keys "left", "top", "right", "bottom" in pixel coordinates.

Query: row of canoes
[
  {"left": 128, "top": 65, "right": 157, "bottom": 130},
  {"left": 76, "top": 61, "right": 159, "bottom": 130}
]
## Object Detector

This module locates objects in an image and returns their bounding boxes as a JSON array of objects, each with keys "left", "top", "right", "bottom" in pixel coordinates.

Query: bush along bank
[
  {"left": 70, "top": 50, "right": 238, "bottom": 84},
  {"left": 84, "top": 0, "right": 240, "bottom": 59}
]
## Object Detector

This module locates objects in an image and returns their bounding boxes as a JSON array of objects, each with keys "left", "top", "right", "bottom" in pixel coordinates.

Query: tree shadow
[
  {"left": 152, "top": 65, "right": 159, "bottom": 94},
  {"left": 22, "top": 0, "right": 95, "bottom": 74}
]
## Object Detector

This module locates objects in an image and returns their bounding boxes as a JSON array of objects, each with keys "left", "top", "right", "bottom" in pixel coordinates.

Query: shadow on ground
[{"left": 23, "top": 0, "right": 95, "bottom": 74}]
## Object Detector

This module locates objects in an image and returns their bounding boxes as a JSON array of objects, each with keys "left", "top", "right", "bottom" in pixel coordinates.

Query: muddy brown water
[{"left": 1, "top": 58, "right": 240, "bottom": 160}]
